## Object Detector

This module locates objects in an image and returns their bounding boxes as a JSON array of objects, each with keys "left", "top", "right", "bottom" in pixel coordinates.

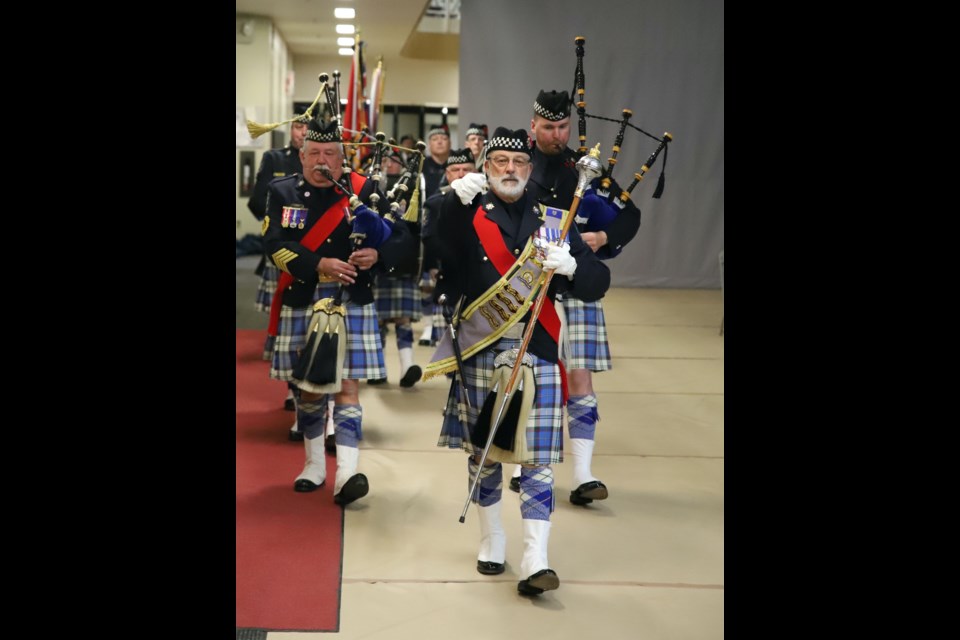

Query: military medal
[{"left": 282, "top": 205, "right": 308, "bottom": 230}]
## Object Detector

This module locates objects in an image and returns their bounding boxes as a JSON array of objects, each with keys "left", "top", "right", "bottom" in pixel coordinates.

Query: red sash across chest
[
  {"left": 267, "top": 173, "right": 364, "bottom": 336},
  {"left": 472, "top": 206, "right": 568, "bottom": 402}
]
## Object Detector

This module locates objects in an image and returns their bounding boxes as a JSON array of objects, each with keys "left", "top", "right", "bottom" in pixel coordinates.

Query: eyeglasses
[{"left": 488, "top": 155, "right": 530, "bottom": 169}]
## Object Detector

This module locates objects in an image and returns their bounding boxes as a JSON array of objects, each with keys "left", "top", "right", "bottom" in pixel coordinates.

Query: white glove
[
  {"left": 451, "top": 172, "right": 488, "bottom": 205},
  {"left": 543, "top": 243, "right": 577, "bottom": 277}
]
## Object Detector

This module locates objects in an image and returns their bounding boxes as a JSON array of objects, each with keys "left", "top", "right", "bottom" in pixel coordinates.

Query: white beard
[{"left": 488, "top": 173, "right": 527, "bottom": 200}]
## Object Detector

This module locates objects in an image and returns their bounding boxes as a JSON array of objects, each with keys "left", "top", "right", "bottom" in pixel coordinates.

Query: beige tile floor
[{"left": 259, "top": 287, "right": 724, "bottom": 640}]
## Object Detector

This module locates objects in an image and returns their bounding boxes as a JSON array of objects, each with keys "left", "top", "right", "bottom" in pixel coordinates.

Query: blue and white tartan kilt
[
  {"left": 432, "top": 305, "right": 448, "bottom": 334},
  {"left": 270, "top": 282, "right": 386, "bottom": 382},
  {"left": 255, "top": 262, "right": 279, "bottom": 313},
  {"left": 559, "top": 295, "right": 612, "bottom": 372},
  {"left": 437, "top": 336, "right": 564, "bottom": 465},
  {"left": 373, "top": 274, "right": 422, "bottom": 321}
]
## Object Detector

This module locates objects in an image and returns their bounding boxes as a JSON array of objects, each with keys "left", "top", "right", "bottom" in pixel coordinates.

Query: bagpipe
[
  {"left": 289, "top": 74, "right": 425, "bottom": 394},
  {"left": 567, "top": 36, "right": 673, "bottom": 232}
]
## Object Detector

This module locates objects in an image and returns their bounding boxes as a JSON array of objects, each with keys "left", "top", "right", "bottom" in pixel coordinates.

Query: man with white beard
[{"left": 422, "top": 127, "right": 611, "bottom": 596}]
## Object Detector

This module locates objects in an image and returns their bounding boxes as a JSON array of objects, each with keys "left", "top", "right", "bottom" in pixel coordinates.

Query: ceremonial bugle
[
  {"left": 597, "top": 109, "right": 632, "bottom": 199},
  {"left": 438, "top": 294, "right": 471, "bottom": 412},
  {"left": 618, "top": 132, "right": 673, "bottom": 205},
  {"left": 573, "top": 36, "right": 588, "bottom": 157},
  {"left": 459, "top": 145, "right": 604, "bottom": 524}
]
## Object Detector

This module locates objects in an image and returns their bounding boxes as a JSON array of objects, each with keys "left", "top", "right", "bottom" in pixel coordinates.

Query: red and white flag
[{"left": 342, "top": 36, "right": 367, "bottom": 144}]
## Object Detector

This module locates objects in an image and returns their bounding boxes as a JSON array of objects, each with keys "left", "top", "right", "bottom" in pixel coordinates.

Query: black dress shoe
[
  {"left": 334, "top": 473, "right": 369, "bottom": 506},
  {"left": 418, "top": 338, "right": 434, "bottom": 346},
  {"left": 284, "top": 398, "right": 296, "bottom": 411},
  {"left": 367, "top": 377, "right": 387, "bottom": 385},
  {"left": 509, "top": 477, "right": 521, "bottom": 493},
  {"left": 477, "top": 560, "right": 505, "bottom": 575},
  {"left": 294, "top": 478, "right": 324, "bottom": 492},
  {"left": 288, "top": 429, "right": 305, "bottom": 442},
  {"left": 399, "top": 365, "right": 422, "bottom": 388},
  {"left": 569, "top": 480, "right": 608, "bottom": 506},
  {"left": 325, "top": 433, "right": 336, "bottom": 453},
  {"left": 517, "top": 569, "right": 559, "bottom": 596}
]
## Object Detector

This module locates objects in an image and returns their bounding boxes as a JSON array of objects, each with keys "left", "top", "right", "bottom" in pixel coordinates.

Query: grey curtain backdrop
[{"left": 458, "top": 0, "right": 723, "bottom": 288}]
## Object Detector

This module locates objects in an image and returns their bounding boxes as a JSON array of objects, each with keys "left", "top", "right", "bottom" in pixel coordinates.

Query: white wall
[{"left": 236, "top": 15, "right": 293, "bottom": 240}]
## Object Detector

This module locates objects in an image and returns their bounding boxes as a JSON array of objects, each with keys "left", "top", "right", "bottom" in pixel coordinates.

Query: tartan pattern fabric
[
  {"left": 559, "top": 296, "right": 612, "bottom": 371},
  {"left": 519, "top": 465, "right": 555, "bottom": 520},
  {"left": 420, "top": 293, "right": 435, "bottom": 317},
  {"left": 567, "top": 394, "right": 599, "bottom": 440},
  {"left": 419, "top": 270, "right": 435, "bottom": 316},
  {"left": 373, "top": 275, "right": 422, "bottom": 320},
  {"left": 395, "top": 323, "right": 413, "bottom": 350},
  {"left": 298, "top": 397, "right": 327, "bottom": 440},
  {"left": 342, "top": 299, "right": 387, "bottom": 381},
  {"left": 334, "top": 403, "right": 362, "bottom": 445},
  {"left": 437, "top": 335, "right": 564, "bottom": 465},
  {"left": 432, "top": 307, "right": 448, "bottom": 337},
  {"left": 270, "top": 305, "right": 317, "bottom": 381},
  {"left": 378, "top": 323, "right": 388, "bottom": 349},
  {"left": 468, "top": 459, "right": 503, "bottom": 506},
  {"left": 269, "top": 283, "right": 386, "bottom": 382},
  {"left": 255, "top": 263, "right": 280, "bottom": 313},
  {"left": 262, "top": 334, "right": 276, "bottom": 361}
]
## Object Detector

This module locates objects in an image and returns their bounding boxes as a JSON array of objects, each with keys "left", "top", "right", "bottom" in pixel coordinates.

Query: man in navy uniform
[
  {"left": 248, "top": 110, "right": 310, "bottom": 337},
  {"left": 248, "top": 110, "right": 310, "bottom": 428},
  {"left": 262, "top": 117, "right": 413, "bottom": 506},
  {"left": 463, "top": 123, "right": 488, "bottom": 165},
  {"left": 506, "top": 89, "right": 642, "bottom": 507},
  {"left": 417, "top": 126, "right": 452, "bottom": 346},
  {"left": 368, "top": 148, "right": 425, "bottom": 388},
  {"left": 421, "top": 147, "right": 481, "bottom": 329},
  {"left": 424, "top": 127, "right": 611, "bottom": 596}
]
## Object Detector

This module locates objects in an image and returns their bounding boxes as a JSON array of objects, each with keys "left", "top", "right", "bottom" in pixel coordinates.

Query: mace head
[{"left": 574, "top": 143, "right": 603, "bottom": 197}]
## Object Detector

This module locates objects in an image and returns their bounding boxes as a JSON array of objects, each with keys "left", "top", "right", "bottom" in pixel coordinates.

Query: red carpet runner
[{"left": 236, "top": 329, "right": 342, "bottom": 632}]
